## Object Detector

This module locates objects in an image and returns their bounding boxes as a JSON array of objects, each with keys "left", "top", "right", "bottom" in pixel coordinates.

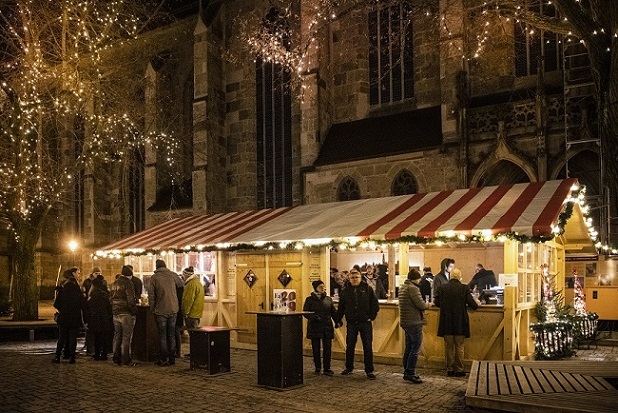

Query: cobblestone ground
[{"left": 0, "top": 339, "right": 473, "bottom": 413}]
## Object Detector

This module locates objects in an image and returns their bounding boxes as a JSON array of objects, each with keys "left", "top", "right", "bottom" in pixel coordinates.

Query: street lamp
[{"left": 68, "top": 239, "right": 79, "bottom": 265}]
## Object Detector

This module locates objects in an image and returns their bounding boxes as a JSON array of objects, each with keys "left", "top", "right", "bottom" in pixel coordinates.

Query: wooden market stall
[{"left": 96, "top": 179, "right": 595, "bottom": 366}]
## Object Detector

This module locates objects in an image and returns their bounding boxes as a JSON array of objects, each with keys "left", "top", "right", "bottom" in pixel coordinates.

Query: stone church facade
[
  {"left": 0, "top": 0, "right": 602, "bottom": 299},
  {"left": 140, "top": 0, "right": 597, "bottom": 223}
]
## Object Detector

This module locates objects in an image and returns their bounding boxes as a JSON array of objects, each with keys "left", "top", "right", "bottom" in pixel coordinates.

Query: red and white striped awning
[{"left": 99, "top": 179, "right": 588, "bottom": 254}]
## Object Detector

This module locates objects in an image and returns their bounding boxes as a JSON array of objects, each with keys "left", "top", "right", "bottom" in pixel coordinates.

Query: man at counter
[
  {"left": 468, "top": 264, "right": 498, "bottom": 293},
  {"left": 109, "top": 266, "right": 137, "bottom": 366},
  {"left": 149, "top": 259, "right": 184, "bottom": 366},
  {"left": 399, "top": 269, "right": 431, "bottom": 384},
  {"left": 335, "top": 269, "right": 380, "bottom": 380},
  {"left": 434, "top": 269, "right": 479, "bottom": 377}
]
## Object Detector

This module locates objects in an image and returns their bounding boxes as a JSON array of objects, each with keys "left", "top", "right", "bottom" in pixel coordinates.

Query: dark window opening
[
  {"left": 337, "top": 176, "right": 361, "bottom": 201},
  {"left": 392, "top": 170, "right": 417, "bottom": 195},
  {"left": 369, "top": 0, "right": 414, "bottom": 106},
  {"left": 514, "top": 1, "right": 562, "bottom": 77},
  {"left": 256, "top": 9, "right": 293, "bottom": 209}
]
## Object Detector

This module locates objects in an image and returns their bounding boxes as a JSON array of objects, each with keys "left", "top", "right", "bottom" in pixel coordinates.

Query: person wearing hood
[
  {"left": 399, "top": 269, "right": 431, "bottom": 383},
  {"left": 182, "top": 266, "right": 204, "bottom": 329},
  {"left": 303, "top": 280, "right": 337, "bottom": 376},
  {"left": 149, "top": 259, "right": 184, "bottom": 366},
  {"left": 432, "top": 258, "right": 455, "bottom": 303}
]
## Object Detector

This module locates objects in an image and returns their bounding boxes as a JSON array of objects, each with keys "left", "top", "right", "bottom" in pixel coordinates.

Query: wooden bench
[
  {"left": 0, "top": 321, "right": 57, "bottom": 342},
  {"left": 466, "top": 360, "right": 618, "bottom": 412}
]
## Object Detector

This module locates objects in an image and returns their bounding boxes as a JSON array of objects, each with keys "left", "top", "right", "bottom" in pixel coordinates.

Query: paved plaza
[
  {"left": 0, "top": 338, "right": 472, "bottom": 413},
  {"left": 1, "top": 337, "right": 617, "bottom": 413}
]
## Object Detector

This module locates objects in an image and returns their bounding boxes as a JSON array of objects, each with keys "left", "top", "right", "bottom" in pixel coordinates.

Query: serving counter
[{"left": 324, "top": 286, "right": 535, "bottom": 367}]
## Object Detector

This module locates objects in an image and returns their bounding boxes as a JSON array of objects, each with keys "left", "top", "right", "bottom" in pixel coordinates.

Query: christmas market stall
[{"left": 95, "top": 178, "right": 595, "bottom": 365}]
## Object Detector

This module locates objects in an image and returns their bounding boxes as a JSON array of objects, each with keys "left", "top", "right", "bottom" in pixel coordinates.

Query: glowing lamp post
[{"left": 68, "top": 240, "right": 79, "bottom": 265}]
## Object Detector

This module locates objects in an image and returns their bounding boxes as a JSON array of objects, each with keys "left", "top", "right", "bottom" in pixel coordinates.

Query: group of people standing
[
  {"left": 304, "top": 267, "right": 380, "bottom": 380},
  {"left": 52, "top": 259, "right": 204, "bottom": 366},
  {"left": 304, "top": 258, "right": 486, "bottom": 383}
]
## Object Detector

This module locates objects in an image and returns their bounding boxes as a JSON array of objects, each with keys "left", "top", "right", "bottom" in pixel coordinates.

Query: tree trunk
[{"left": 11, "top": 226, "right": 41, "bottom": 321}]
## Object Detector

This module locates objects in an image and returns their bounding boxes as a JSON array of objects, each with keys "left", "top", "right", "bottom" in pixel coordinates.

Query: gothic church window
[
  {"left": 369, "top": 0, "right": 414, "bottom": 105},
  {"left": 514, "top": 1, "right": 562, "bottom": 77},
  {"left": 392, "top": 169, "right": 417, "bottom": 196},
  {"left": 338, "top": 176, "right": 361, "bottom": 201},
  {"left": 256, "top": 8, "right": 293, "bottom": 209}
]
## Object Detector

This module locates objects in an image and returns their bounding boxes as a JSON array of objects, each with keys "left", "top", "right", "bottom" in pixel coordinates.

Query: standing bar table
[
  {"left": 188, "top": 326, "right": 237, "bottom": 374},
  {"left": 246, "top": 311, "right": 312, "bottom": 390},
  {"left": 131, "top": 305, "right": 159, "bottom": 362}
]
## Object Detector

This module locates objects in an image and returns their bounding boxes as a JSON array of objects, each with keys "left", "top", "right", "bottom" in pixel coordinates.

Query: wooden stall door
[
  {"left": 268, "top": 252, "right": 304, "bottom": 312},
  {"left": 235, "top": 254, "right": 266, "bottom": 344}
]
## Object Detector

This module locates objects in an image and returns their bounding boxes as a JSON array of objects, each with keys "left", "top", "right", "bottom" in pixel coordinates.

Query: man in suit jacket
[{"left": 434, "top": 269, "right": 480, "bottom": 377}]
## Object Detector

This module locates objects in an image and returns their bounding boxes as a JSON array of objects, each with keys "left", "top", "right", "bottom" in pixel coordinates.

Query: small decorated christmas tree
[
  {"left": 530, "top": 264, "right": 575, "bottom": 360},
  {"left": 572, "top": 269, "right": 587, "bottom": 316}
]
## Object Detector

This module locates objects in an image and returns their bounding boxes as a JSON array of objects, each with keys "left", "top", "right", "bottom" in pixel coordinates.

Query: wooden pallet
[{"left": 466, "top": 360, "right": 618, "bottom": 412}]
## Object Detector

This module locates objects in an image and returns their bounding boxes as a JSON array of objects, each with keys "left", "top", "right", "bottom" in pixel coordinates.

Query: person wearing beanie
[
  {"left": 182, "top": 266, "right": 204, "bottom": 330},
  {"left": 123, "top": 264, "right": 143, "bottom": 300},
  {"left": 82, "top": 266, "right": 102, "bottom": 297},
  {"left": 434, "top": 266, "right": 480, "bottom": 377},
  {"left": 109, "top": 265, "right": 137, "bottom": 366},
  {"left": 398, "top": 269, "right": 431, "bottom": 384},
  {"left": 303, "top": 280, "right": 337, "bottom": 376},
  {"left": 149, "top": 258, "right": 184, "bottom": 366}
]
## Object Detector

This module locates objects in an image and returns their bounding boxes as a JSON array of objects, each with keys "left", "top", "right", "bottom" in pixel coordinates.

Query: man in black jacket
[
  {"left": 335, "top": 269, "right": 379, "bottom": 379},
  {"left": 468, "top": 264, "right": 498, "bottom": 292},
  {"left": 418, "top": 267, "right": 434, "bottom": 301}
]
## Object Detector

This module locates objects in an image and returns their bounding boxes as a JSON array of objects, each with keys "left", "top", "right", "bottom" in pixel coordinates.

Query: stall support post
[
  {"left": 396, "top": 242, "right": 408, "bottom": 294},
  {"left": 502, "top": 286, "right": 518, "bottom": 360},
  {"left": 503, "top": 240, "right": 518, "bottom": 274}
]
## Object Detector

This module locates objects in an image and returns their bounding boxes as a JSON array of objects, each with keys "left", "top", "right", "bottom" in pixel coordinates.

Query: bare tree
[{"left": 0, "top": 0, "right": 177, "bottom": 320}]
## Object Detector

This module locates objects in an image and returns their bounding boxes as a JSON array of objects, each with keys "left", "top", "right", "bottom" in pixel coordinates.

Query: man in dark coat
[
  {"left": 88, "top": 278, "right": 112, "bottom": 360},
  {"left": 303, "top": 280, "right": 337, "bottom": 376},
  {"left": 53, "top": 268, "right": 83, "bottom": 364},
  {"left": 418, "top": 267, "right": 434, "bottom": 301},
  {"left": 434, "top": 269, "right": 479, "bottom": 377},
  {"left": 468, "top": 264, "right": 498, "bottom": 292},
  {"left": 335, "top": 269, "right": 380, "bottom": 380},
  {"left": 432, "top": 258, "right": 455, "bottom": 303}
]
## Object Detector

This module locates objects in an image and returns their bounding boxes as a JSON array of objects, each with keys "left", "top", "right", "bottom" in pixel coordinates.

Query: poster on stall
[
  {"left": 273, "top": 289, "right": 297, "bottom": 312},
  {"left": 499, "top": 273, "right": 518, "bottom": 287}
]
